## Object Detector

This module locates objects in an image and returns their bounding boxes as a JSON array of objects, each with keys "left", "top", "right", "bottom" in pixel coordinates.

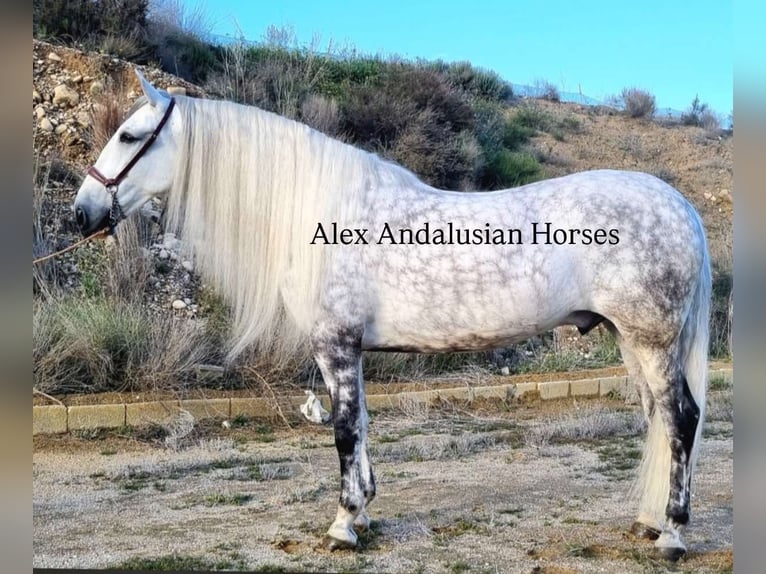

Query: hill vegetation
[{"left": 32, "top": 0, "right": 732, "bottom": 396}]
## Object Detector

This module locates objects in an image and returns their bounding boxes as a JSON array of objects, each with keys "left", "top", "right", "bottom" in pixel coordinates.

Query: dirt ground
[{"left": 33, "top": 391, "right": 733, "bottom": 573}]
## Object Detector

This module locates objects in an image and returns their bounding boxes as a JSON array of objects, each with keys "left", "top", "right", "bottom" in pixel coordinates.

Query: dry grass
[
  {"left": 33, "top": 297, "right": 218, "bottom": 394},
  {"left": 524, "top": 405, "right": 646, "bottom": 448},
  {"left": 88, "top": 79, "right": 132, "bottom": 153},
  {"left": 617, "top": 87, "right": 656, "bottom": 119}
]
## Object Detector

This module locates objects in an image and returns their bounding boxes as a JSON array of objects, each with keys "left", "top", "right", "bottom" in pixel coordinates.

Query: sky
[{"left": 191, "top": 0, "right": 732, "bottom": 116}]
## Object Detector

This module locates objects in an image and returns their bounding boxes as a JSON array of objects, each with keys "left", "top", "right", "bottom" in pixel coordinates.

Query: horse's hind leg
[
  {"left": 312, "top": 324, "right": 376, "bottom": 550},
  {"left": 607, "top": 325, "right": 662, "bottom": 540},
  {"left": 606, "top": 322, "right": 655, "bottom": 422},
  {"left": 631, "top": 344, "right": 701, "bottom": 560}
]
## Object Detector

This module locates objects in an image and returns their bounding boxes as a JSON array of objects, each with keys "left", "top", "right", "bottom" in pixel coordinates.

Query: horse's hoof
[
  {"left": 323, "top": 534, "right": 357, "bottom": 551},
  {"left": 630, "top": 521, "right": 661, "bottom": 540},
  {"left": 657, "top": 546, "right": 687, "bottom": 562},
  {"left": 353, "top": 513, "right": 371, "bottom": 533},
  {"left": 324, "top": 523, "right": 358, "bottom": 551},
  {"left": 655, "top": 531, "right": 686, "bottom": 562}
]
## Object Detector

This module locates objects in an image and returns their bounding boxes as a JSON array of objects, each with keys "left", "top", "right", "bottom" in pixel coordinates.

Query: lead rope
[{"left": 32, "top": 228, "right": 109, "bottom": 265}]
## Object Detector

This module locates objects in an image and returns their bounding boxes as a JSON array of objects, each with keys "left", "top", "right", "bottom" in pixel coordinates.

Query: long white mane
[{"left": 165, "top": 96, "right": 407, "bottom": 359}]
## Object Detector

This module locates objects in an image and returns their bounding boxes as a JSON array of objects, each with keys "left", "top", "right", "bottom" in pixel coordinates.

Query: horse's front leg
[{"left": 313, "top": 325, "right": 375, "bottom": 550}]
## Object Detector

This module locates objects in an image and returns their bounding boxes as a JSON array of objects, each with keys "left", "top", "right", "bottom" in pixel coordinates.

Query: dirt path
[{"left": 33, "top": 394, "right": 732, "bottom": 573}]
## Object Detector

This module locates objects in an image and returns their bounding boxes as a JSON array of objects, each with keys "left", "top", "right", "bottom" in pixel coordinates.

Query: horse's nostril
[{"left": 75, "top": 206, "right": 87, "bottom": 230}]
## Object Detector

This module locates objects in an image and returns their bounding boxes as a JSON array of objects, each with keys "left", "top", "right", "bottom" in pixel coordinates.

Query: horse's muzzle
[{"left": 75, "top": 204, "right": 111, "bottom": 236}]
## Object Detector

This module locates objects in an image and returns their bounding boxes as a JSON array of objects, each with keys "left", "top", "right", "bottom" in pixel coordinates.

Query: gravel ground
[{"left": 33, "top": 396, "right": 733, "bottom": 573}]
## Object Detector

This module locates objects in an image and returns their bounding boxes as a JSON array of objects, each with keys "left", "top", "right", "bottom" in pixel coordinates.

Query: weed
[
  {"left": 566, "top": 543, "right": 597, "bottom": 558},
  {"left": 115, "top": 553, "right": 249, "bottom": 571},
  {"left": 525, "top": 407, "right": 645, "bottom": 448},
  {"left": 709, "top": 374, "right": 730, "bottom": 391},
  {"left": 203, "top": 493, "right": 253, "bottom": 506}
]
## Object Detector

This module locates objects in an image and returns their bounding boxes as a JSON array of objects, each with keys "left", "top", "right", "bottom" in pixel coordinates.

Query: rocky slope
[{"left": 33, "top": 38, "right": 732, "bottom": 350}]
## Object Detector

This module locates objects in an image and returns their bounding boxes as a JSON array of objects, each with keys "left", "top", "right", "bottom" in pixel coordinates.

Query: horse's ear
[{"left": 135, "top": 69, "right": 166, "bottom": 108}]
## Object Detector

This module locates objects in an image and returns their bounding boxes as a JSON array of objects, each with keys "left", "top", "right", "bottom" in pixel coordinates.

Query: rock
[
  {"left": 182, "top": 260, "right": 194, "bottom": 272},
  {"left": 500, "top": 366, "right": 510, "bottom": 376},
  {"left": 72, "top": 75, "right": 83, "bottom": 84},
  {"left": 158, "top": 249, "right": 170, "bottom": 260},
  {"left": 47, "top": 52, "right": 61, "bottom": 62},
  {"left": 184, "top": 298, "right": 191, "bottom": 306},
  {"left": 33, "top": 89, "right": 41, "bottom": 103},
  {"left": 39, "top": 118, "right": 54, "bottom": 132},
  {"left": 52, "top": 84, "right": 79, "bottom": 108},
  {"left": 35, "top": 106, "right": 46, "bottom": 120},
  {"left": 167, "top": 86, "right": 187, "bottom": 96},
  {"left": 89, "top": 81, "right": 104, "bottom": 97},
  {"left": 75, "top": 111, "right": 91, "bottom": 127},
  {"left": 172, "top": 299, "right": 187, "bottom": 310},
  {"left": 55, "top": 124, "right": 68, "bottom": 135}
]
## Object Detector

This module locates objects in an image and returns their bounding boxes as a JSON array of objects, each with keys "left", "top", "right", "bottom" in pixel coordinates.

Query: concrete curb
[{"left": 33, "top": 367, "right": 733, "bottom": 435}]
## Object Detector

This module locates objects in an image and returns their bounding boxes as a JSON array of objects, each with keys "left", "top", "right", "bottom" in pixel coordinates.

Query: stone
[
  {"left": 76, "top": 111, "right": 91, "bottom": 127},
  {"left": 39, "top": 118, "right": 54, "bottom": 132},
  {"left": 47, "top": 52, "right": 61, "bottom": 62},
  {"left": 52, "top": 84, "right": 79, "bottom": 108},
  {"left": 72, "top": 75, "right": 83, "bottom": 83},
  {"left": 167, "top": 86, "right": 187, "bottom": 96},
  {"left": 55, "top": 124, "right": 68, "bottom": 135},
  {"left": 158, "top": 249, "right": 169, "bottom": 260},
  {"left": 500, "top": 366, "right": 510, "bottom": 376},
  {"left": 33, "top": 89, "right": 41, "bottom": 103},
  {"left": 182, "top": 260, "right": 194, "bottom": 272},
  {"left": 172, "top": 299, "right": 187, "bottom": 310},
  {"left": 35, "top": 106, "right": 46, "bottom": 120},
  {"left": 89, "top": 81, "right": 104, "bottom": 97}
]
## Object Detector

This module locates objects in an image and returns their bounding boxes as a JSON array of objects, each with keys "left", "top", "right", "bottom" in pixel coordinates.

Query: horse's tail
[
  {"left": 636, "top": 234, "right": 711, "bottom": 526},
  {"left": 681, "top": 238, "right": 711, "bottom": 480}
]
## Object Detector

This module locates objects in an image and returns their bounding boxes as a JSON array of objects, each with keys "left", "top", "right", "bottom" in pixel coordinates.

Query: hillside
[{"left": 32, "top": 38, "right": 733, "bottom": 394}]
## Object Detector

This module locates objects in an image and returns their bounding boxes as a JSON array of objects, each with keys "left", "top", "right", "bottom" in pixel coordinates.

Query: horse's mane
[{"left": 165, "top": 96, "right": 417, "bottom": 359}]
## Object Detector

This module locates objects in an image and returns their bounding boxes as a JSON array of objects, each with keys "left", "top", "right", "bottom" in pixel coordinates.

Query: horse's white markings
[{"left": 73, "top": 74, "right": 711, "bottom": 560}]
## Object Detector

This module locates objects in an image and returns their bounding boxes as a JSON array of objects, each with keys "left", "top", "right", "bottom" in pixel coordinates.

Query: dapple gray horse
[{"left": 74, "top": 72, "right": 710, "bottom": 560}]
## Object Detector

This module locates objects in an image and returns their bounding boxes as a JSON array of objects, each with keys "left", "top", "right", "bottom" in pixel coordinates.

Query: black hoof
[
  {"left": 658, "top": 546, "right": 687, "bottom": 562},
  {"left": 630, "top": 521, "right": 661, "bottom": 541}
]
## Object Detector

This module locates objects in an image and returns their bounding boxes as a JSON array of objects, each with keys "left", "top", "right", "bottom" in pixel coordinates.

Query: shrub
[
  {"left": 34, "top": 0, "right": 150, "bottom": 47},
  {"left": 481, "top": 150, "right": 543, "bottom": 189},
  {"left": 618, "top": 87, "right": 656, "bottom": 118},
  {"left": 430, "top": 60, "right": 513, "bottom": 102},
  {"left": 681, "top": 95, "right": 721, "bottom": 132},
  {"left": 534, "top": 79, "right": 560, "bottom": 102},
  {"left": 340, "top": 64, "right": 475, "bottom": 188}
]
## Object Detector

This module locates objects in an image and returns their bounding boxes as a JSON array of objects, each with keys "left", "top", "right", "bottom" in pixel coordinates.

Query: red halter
[{"left": 86, "top": 97, "right": 176, "bottom": 227}]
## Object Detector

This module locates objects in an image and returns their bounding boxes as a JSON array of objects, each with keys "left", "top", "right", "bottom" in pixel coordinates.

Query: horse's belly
[{"left": 361, "top": 282, "right": 569, "bottom": 352}]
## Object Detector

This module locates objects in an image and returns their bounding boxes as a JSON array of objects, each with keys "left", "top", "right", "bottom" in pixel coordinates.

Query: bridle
[{"left": 86, "top": 97, "right": 176, "bottom": 229}]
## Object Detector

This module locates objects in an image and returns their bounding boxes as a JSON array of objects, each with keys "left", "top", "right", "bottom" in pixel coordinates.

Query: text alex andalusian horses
[{"left": 74, "top": 71, "right": 711, "bottom": 561}]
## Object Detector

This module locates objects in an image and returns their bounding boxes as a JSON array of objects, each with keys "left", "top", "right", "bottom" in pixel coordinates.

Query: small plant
[
  {"left": 534, "top": 79, "right": 560, "bottom": 102},
  {"left": 681, "top": 95, "right": 721, "bottom": 132},
  {"left": 618, "top": 87, "right": 656, "bottom": 118}
]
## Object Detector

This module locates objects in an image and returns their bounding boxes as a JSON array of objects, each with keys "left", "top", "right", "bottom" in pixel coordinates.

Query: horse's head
[{"left": 73, "top": 71, "right": 179, "bottom": 235}]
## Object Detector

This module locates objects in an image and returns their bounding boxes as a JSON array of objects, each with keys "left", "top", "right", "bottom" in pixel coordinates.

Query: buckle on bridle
[{"left": 107, "top": 184, "right": 124, "bottom": 229}]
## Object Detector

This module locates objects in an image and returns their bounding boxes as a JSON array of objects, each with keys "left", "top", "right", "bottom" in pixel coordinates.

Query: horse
[{"left": 73, "top": 71, "right": 711, "bottom": 561}]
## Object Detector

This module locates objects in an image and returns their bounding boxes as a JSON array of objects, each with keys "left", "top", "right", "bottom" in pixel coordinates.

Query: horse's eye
[{"left": 119, "top": 132, "right": 138, "bottom": 144}]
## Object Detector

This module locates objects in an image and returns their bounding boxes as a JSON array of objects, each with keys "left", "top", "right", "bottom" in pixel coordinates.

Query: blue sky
[{"left": 194, "top": 0, "right": 732, "bottom": 116}]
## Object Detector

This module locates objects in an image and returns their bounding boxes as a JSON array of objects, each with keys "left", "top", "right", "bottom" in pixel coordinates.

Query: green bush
[
  {"left": 428, "top": 60, "right": 513, "bottom": 102},
  {"left": 481, "top": 150, "right": 543, "bottom": 189},
  {"left": 340, "top": 64, "right": 476, "bottom": 188}
]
